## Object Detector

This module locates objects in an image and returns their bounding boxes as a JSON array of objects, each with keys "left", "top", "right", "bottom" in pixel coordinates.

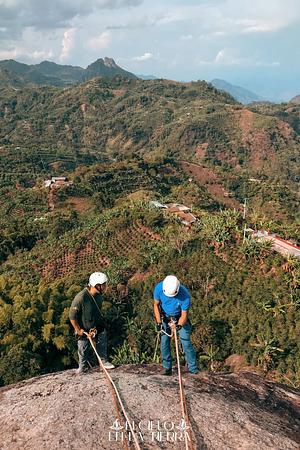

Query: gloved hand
[
  {"left": 176, "top": 324, "right": 182, "bottom": 331},
  {"left": 156, "top": 323, "right": 162, "bottom": 333}
]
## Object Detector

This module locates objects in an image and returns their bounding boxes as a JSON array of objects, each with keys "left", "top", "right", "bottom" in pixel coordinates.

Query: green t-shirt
[{"left": 69, "top": 288, "right": 104, "bottom": 332}]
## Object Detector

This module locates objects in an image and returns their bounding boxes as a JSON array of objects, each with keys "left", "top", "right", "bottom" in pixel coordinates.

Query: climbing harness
[{"left": 84, "top": 332, "right": 142, "bottom": 450}]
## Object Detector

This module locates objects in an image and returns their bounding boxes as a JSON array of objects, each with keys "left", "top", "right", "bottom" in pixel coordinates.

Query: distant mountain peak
[
  {"left": 211, "top": 79, "right": 264, "bottom": 104},
  {"left": 39, "top": 60, "right": 58, "bottom": 67},
  {"left": 85, "top": 57, "right": 136, "bottom": 79},
  {"left": 87, "top": 57, "right": 118, "bottom": 70},
  {"left": 104, "top": 57, "right": 118, "bottom": 68}
]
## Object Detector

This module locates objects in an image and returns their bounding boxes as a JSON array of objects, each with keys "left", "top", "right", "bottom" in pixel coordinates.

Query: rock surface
[{"left": 0, "top": 365, "right": 299, "bottom": 450}]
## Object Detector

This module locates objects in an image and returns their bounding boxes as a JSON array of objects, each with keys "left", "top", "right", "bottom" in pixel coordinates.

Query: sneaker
[
  {"left": 103, "top": 361, "right": 115, "bottom": 370},
  {"left": 163, "top": 368, "right": 172, "bottom": 376},
  {"left": 76, "top": 368, "right": 89, "bottom": 375},
  {"left": 189, "top": 370, "right": 199, "bottom": 375}
]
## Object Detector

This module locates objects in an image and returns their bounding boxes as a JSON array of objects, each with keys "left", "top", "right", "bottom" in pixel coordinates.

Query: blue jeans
[
  {"left": 78, "top": 329, "right": 108, "bottom": 371},
  {"left": 161, "top": 321, "right": 198, "bottom": 373}
]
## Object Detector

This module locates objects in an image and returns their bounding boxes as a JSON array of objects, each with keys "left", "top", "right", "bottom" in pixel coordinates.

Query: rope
[
  {"left": 85, "top": 333, "right": 142, "bottom": 450},
  {"left": 173, "top": 325, "right": 195, "bottom": 450},
  {"left": 153, "top": 324, "right": 174, "bottom": 362},
  {"left": 153, "top": 333, "right": 160, "bottom": 363},
  {"left": 161, "top": 328, "right": 173, "bottom": 338}
]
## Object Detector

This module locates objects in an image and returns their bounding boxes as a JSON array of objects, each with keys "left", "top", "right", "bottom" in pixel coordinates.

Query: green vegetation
[
  {"left": 0, "top": 202, "right": 299, "bottom": 387},
  {"left": 0, "top": 76, "right": 299, "bottom": 387}
]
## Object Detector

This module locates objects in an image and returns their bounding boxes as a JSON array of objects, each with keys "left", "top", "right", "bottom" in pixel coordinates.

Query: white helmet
[
  {"left": 163, "top": 275, "right": 180, "bottom": 297},
  {"left": 89, "top": 272, "right": 108, "bottom": 287}
]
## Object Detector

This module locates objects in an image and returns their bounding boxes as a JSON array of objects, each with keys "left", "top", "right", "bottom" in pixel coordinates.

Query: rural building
[
  {"left": 150, "top": 200, "right": 197, "bottom": 227},
  {"left": 165, "top": 203, "right": 191, "bottom": 212},
  {"left": 150, "top": 201, "right": 167, "bottom": 209},
  {"left": 44, "top": 177, "right": 73, "bottom": 188},
  {"left": 250, "top": 229, "right": 300, "bottom": 259}
]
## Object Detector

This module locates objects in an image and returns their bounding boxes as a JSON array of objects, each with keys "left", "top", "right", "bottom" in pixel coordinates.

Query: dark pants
[{"left": 77, "top": 329, "right": 108, "bottom": 372}]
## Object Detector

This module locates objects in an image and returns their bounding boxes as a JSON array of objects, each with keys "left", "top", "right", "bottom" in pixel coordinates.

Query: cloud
[
  {"left": 121, "top": 0, "right": 300, "bottom": 36},
  {"left": 106, "top": 13, "right": 168, "bottom": 30},
  {"left": 59, "top": 28, "right": 76, "bottom": 61},
  {"left": 133, "top": 52, "right": 155, "bottom": 62},
  {"left": 214, "top": 49, "right": 280, "bottom": 66},
  {"left": 30, "top": 50, "right": 55, "bottom": 60},
  {"left": 87, "top": 31, "right": 112, "bottom": 50},
  {"left": 196, "top": 48, "right": 280, "bottom": 67},
  {"left": 181, "top": 34, "right": 193, "bottom": 40},
  {"left": 0, "top": 0, "right": 142, "bottom": 40},
  {"left": 0, "top": 46, "right": 54, "bottom": 61}
]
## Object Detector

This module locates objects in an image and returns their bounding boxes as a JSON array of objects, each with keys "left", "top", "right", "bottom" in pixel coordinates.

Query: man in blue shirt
[{"left": 153, "top": 275, "right": 198, "bottom": 375}]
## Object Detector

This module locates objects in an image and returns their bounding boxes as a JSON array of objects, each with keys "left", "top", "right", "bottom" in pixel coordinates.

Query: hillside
[
  {"left": 0, "top": 58, "right": 136, "bottom": 88},
  {"left": 0, "top": 74, "right": 299, "bottom": 390},
  {"left": 1, "top": 199, "right": 299, "bottom": 386},
  {"left": 290, "top": 95, "right": 300, "bottom": 104},
  {"left": 211, "top": 79, "right": 264, "bottom": 104},
  {"left": 0, "top": 68, "right": 29, "bottom": 89},
  {"left": 0, "top": 76, "right": 299, "bottom": 226},
  {"left": 0, "top": 366, "right": 299, "bottom": 450}
]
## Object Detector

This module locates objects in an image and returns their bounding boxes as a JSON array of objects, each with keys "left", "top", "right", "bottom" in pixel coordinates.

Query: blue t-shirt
[{"left": 153, "top": 281, "right": 190, "bottom": 316}]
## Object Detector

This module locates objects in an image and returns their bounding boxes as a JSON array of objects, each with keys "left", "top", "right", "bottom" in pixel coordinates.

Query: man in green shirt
[{"left": 69, "top": 272, "right": 115, "bottom": 373}]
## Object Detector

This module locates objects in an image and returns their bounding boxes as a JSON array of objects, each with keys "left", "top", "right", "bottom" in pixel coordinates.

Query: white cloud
[
  {"left": 87, "top": 31, "right": 112, "bottom": 50},
  {"left": 0, "top": 0, "right": 142, "bottom": 39},
  {"left": 133, "top": 52, "right": 154, "bottom": 62},
  {"left": 181, "top": 34, "right": 193, "bottom": 40},
  {"left": 59, "top": 28, "right": 76, "bottom": 61},
  {"left": 196, "top": 48, "right": 280, "bottom": 67},
  {"left": 227, "top": 18, "right": 289, "bottom": 34},
  {"left": 214, "top": 49, "right": 226, "bottom": 64},
  {"left": 0, "top": 46, "right": 54, "bottom": 60},
  {"left": 31, "top": 50, "right": 54, "bottom": 60},
  {"left": 127, "top": 0, "right": 300, "bottom": 36},
  {"left": 0, "top": 47, "right": 22, "bottom": 60},
  {"left": 214, "top": 49, "right": 280, "bottom": 66}
]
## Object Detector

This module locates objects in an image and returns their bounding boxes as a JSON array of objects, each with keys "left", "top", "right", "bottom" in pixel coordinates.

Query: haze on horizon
[{"left": 0, "top": 0, "right": 299, "bottom": 101}]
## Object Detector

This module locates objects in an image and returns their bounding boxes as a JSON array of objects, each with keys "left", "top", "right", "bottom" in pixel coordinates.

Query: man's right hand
[
  {"left": 76, "top": 328, "right": 85, "bottom": 336},
  {"left": 156, "top": 323, "right": 162, "bottom": 333}
]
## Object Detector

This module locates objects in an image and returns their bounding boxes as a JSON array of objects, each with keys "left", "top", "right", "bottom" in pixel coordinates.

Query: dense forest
[{"left": 0, "top": 76, "right": 299, "bottom": 387}]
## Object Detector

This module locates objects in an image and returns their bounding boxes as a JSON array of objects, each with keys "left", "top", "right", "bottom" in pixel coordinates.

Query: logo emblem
[
  {"left": 110, "top": 419, "right": 124, "bottom": 431},
  {"left": 176, "top": 419, "right": 190, "bottom": 432}
]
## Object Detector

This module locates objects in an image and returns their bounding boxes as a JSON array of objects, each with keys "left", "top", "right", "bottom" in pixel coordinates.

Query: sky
[{"left": 0, "top": 0, "right": 299, "bottom": 101}]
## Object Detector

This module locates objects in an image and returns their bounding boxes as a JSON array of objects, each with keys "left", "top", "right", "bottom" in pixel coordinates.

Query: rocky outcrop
[
  {"left": 0, "top": 365, "right": 299, "bottom": 450},
  {"left": 85, "top": 57, "right": 137, "bottom": 80},
  {"left": 290, "top": 95, "right": 300, "bottom": 104}
]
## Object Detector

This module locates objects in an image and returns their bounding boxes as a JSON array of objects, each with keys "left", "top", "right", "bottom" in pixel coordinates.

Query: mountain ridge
[
  {"left": 0, "top": 57, "right": 137, "bottom": 87},
  {"left": 211, "top": 78, "right": 265, "bottom": 104}
]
